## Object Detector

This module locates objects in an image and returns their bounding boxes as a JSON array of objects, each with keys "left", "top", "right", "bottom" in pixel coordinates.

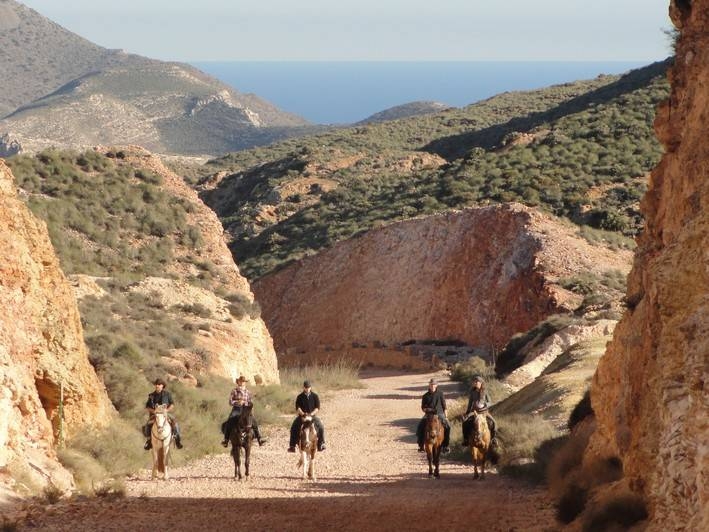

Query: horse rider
[
  {"left": 221, "top": 375, "right": 267, "bottom": 447},
  {"left": 287, "top": 380, "right": 326, "bottom": 452},
  {"left": 462, "top": 375, "right": 498, "bottom": 447},
  {"left": 416, "top": 378, "right": 451, "bottom": 453},
  {"left": 144, "top": 378, "right": 183, "bottom": 450}
]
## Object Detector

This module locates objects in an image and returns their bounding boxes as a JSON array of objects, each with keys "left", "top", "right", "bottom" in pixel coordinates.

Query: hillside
[
  {"left": 198, "top": 61, "right": 669, "bottom": 280},
  {"left": 0, "top": 0, "right": 315, "bottom": 155},
  {"left": 357, "top": 101, "right": 452, "bottom": 124},
  {"left": 5, "top": 147, "right": 280, "bottom": 474}
]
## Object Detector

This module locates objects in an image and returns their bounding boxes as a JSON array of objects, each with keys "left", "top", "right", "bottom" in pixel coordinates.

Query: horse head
[
  {"left": 238, "top": 402, "right": 254, "bottom": 430},
  {"left": 153, "top": 405, "right": 170, "bottom": 434},
  {"left": 424, "top": 409, "right": 443, "bottom": 443},
  {"left": 471, "top": 411, "right": 490, "bottom": 447}
]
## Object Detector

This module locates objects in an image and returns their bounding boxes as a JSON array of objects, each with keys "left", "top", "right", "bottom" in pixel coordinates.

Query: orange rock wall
[
  {"left": 587, "top": 2, "right": 709, "bottom": 529},
  {"left": 0, "top": 160, "right": 114, "bottom": 491},
  {"left": 254, "top": 204, "right": 630, "bottom": 355}
]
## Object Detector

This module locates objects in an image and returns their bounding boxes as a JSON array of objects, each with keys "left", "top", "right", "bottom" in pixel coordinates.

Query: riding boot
[
  {"left": 174, "top": 433, "right": 183, "bottom": 449},
  {"left": 288, "top": 417, "right": 300, "bottom": 451},
  {"left": 253, "top": 426, "right": 267, "bottom": 446},
  {"left": 144, "top": 439, "right": 152, "bottom": 451},
  {"left": 416, "top": 418, "right": 425, "bottom": 451},
  {"left": 487, "top": 416, "right": 498, "bottom": 447},
  {"left": 442, "top": 424, "right": 451, "bottom": 453}
]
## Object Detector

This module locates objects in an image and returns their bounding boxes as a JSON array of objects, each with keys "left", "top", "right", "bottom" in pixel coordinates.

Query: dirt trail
[{"left": 17, "top": 370, "right": 558, "bottom": 531}]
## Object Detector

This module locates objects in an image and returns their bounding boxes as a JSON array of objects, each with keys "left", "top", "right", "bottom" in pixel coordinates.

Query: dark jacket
[
  {"left": 421, "top": 389, "right": 447, "bottom": 416},
  {"left": 466, "top": 388, "right": 492, "bottom": 414},
  {"left": 296, "top": 391, "right": 320, "bottom": 414},
  {"left": 146, "top": 389, "right": 174, "bottom": 410}
]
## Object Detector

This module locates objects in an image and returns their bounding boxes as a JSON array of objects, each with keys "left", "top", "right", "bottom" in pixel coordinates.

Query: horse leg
[
  {"left": 161, "top": 447, "right": 169, "bottom": 480},
  {"left": 311, "top": 448, "right": 317, "bottom": 481},
  {"left": 151, "top": 446, "right": 158, "bottom": 480},
  {"left": 426, "top": 448, "right": 433, "bottom": 477},
  {"left": 244, "top": 442, "right": 250, "bottom": 480},
  {"left": 301, "top": 450, "right": 308, "bottom": 480},
  {"left": 480, "top": 450, "right": 486, "bottom": 480},
  {"left": 433, "top": 447, "right": 440, "bottom": 478}
]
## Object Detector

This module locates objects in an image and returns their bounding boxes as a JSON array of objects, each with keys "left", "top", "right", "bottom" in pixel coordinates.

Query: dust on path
[{"left": 19, "top": 370, "right": 558, "bottom": 531}]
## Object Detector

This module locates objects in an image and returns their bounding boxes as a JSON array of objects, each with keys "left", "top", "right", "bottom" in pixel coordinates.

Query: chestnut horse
[
  {"left": 151, "top": 404, "right": 173, "bottom": 480},
  {"left": 229, "top": 403, "right": 254, "bottom": 480},
  {"left": 296, "top": 414, "right": 318, "bottom": 481},
  {"left": 468, "top": 410, "right": 491, "bottom": 479},
  {"left": 424, "top": 410, "right": 444, "bottom": 478}
]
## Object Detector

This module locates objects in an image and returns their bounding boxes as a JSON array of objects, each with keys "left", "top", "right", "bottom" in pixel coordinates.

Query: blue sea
[{"left": 192, "top": 61, "right": 651, "bottom": 125}]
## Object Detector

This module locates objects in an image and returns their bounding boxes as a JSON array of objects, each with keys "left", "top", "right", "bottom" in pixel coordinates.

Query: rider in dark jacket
[
  {"left": 462, "top": 375, "right": 497, "bottom": 446},
  {"left": 144, "top": 378, "right": 183, "bottom": 450},
  {"left": 288, "top": 380, "right": 326, "bottom": 452},
  {"left": 416, "top": 378, "right": 451, "bottom": 453}
]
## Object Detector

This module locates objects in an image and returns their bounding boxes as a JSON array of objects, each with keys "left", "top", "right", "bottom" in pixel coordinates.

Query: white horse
[
  {"left": 151, "top": 404, "right": 173, "bottom": 480},
  {"left": 296, "top": 414, "right": 318, "bottom": 481}
]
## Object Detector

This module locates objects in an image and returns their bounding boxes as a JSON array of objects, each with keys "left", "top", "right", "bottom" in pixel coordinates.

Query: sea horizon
[{"left": 192, "top": 60, "right": 660, "bottom": 125}]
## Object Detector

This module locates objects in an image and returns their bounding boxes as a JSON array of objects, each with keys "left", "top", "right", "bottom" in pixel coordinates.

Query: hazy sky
[{"left": 20, "top": 0, "right": 672, "bottom": 62}]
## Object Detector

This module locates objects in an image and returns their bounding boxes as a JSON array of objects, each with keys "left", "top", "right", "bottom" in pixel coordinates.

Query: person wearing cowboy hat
[
  {"left": 144, "top": 377, "right": 183, "bottom": 450},
  {"left": 221, "top": 375, "right": 267, "bottom": 447},
  {"left": 416, "top": 378, "right": 451, "bottom": 453},
  {"left": 462, "top": 375, "right": 497, "bottom": 447}
]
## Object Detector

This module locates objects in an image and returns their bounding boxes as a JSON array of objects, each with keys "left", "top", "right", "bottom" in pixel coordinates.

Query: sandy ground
[{"left": 13, "top": 370, "right": 558, "bottom": 531}]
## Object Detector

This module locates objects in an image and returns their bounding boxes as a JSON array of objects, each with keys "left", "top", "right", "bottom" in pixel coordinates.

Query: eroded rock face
[
  {"left": 254, "top": 204, "right": 631, "bottom": 355},
  {"left": 0, "top": 161, "right": 114, "bottom": 493},
  {"left": 586, "top": 2, "right": 709, "bottom": 529}
]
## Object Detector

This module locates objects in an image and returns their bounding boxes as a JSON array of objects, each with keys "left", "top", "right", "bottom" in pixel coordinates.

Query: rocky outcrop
[
  {"left": 585, "top": 2, "right": 709, "bottom": 529},
  {"left": 0, "top": 160, "right": 114, "bottom": 494},
  {"left": 76, "top": 147, "right": 279, "bottom": 385},
  {"left": 504, "top": 319, "right": 617, "bottom": 390},
  {"left": 253, "top": 204, "right": 631, "bottom": 356}
]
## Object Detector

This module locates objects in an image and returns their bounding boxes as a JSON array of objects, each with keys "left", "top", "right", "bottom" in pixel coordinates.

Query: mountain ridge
[{"left": 0, "top": 0, "right": 317, "bottom": 155}]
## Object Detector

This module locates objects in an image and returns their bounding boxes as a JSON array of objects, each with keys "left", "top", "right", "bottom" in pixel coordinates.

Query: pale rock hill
[
  {"left": 72, "top": 147, "right": 280, "bottom": 385},
  {"left": 585, "top": 1, "right": 709, "bottom": 529},
  {"left": 0, "top": 160, "right": 114, "bottom": 497},
  {"left": 0, "top": 0, "right": 312, "bottom": 155},
  {"left": 253, "top": 204, "right": 632, "bottom": 356}
]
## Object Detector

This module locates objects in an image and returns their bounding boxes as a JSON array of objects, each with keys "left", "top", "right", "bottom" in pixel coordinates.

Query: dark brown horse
[
  {"left": 424, "top": 410, "right": 444, "bottom": 478},
  {"left": 468, "top": 410, "right": 491, "bottom": 479},
  {"left": 229, "top": 403, "right": 253, "bottom": 480}
]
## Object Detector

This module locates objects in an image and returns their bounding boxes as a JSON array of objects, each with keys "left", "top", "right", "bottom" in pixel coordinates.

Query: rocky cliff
[
  {"left": 253, "top": 204, "right": 631, "bottom": 356},
  {"left": 79, "top": 147, "right": 280, "bottom": 386},
  {"left": 0, "top": 160, "right": 114, "bottom": 495},
  {"left": 585, "top": 1, "right": 708, "bottom": 529}
]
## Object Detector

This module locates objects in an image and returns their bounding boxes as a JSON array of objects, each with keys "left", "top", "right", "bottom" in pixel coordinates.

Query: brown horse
[
  {"left": 229, "top": 403, "right": 253, "bottom": 480},
  {"left": 296, "top": 414, "right": 318, "bottom": 481},
  {"left": 424, "top": 410, "right": 444, "bottom": 478},
  {"left": 468, "top": 410, "right": 491, "bottom": 479}
]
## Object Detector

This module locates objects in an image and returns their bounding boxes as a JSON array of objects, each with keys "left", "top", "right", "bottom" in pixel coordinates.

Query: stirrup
[
  {"left": 287, "top": 446, "right": 296, "bottom": 453},
  {"left": 221, "top": 439, "right": 229, "bottom": 448}
]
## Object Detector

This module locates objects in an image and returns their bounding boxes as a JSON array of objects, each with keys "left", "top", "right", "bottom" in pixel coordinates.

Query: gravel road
[{"left": 17, "top": 370, "right": 558, "bottom": 531}]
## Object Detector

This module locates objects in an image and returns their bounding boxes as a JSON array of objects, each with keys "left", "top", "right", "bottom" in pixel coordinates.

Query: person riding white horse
[{"left": 144, "top": 378, "right": 183, "bottom": 450}]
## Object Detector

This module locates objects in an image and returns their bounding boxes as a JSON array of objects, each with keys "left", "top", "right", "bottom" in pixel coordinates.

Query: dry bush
[
  {"left": 582, "top": 493, "right": 647, "bottom": 531},
  {"left": 42, "top": 482, "right": 64, "bottom": 504}
]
